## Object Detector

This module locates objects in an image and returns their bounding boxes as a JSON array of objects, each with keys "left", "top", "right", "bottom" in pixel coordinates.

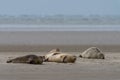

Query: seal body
[
  {"left": 79, "top": 47, "right": 105, "bottom": 59},
  {"left": 45, "top": 52, "right": 76, "bottom": 63},
  {"left": 7, "top": 55, "right": 43, "bottom": 64}
]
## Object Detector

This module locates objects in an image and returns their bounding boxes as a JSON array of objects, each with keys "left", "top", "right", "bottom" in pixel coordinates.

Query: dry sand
[{"left": 0, "top": 52, "right": 120, "bottom": 80}]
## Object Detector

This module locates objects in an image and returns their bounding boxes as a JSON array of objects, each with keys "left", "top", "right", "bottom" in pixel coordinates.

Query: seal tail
[{"left": 6, "top": 59, "right": 12, "bottom": 63}]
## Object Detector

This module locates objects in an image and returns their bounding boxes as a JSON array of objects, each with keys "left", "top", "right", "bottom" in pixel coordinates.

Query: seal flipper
[{"left": 63, "top": 56, "right": 67, "bottom": 63}]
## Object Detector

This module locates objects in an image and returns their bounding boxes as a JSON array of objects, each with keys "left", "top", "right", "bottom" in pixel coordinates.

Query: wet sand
[
  {"left": 0, "top": 31, "right": 120, "bottom": 45},
  {"left": 0, "top": 52, "right": 120, "bottom": 80},
  {"left": 0, "top": 31, "right": 120, "bottom": 52}
]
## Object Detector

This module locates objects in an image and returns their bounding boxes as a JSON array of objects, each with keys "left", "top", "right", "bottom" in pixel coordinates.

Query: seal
[
  {"left": 7, "top": 54, "right": 43, "bottom": 64},
  {"left": 79, "top": 47, "right": 105, "bottom": 59},
  {"left": 45, "top": 52, "right": 76, "bottom": 63}
]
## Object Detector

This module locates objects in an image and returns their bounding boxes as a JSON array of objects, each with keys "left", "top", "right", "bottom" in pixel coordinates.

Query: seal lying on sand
[
  {"left": 45, "top": 53, "right": 76, "bottom": 63},
  {"left": 79, "top": 47, "right": 105, "bottom": 59},
  {"left": 45, "top": 49, "right": 76, "bottom": 63},
  {"left": 7, "top": 55, "right": 43, "bottom": 64}
]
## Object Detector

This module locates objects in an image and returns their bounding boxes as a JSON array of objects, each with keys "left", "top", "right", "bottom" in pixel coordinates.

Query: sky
[{"left": 0, "top": 0, "right": 120, "bottom": 15}]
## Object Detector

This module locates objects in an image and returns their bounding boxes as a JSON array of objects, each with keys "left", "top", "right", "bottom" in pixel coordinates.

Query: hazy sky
[{"left": 0, "top": 0, "right": 119, "bottom": 15}]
